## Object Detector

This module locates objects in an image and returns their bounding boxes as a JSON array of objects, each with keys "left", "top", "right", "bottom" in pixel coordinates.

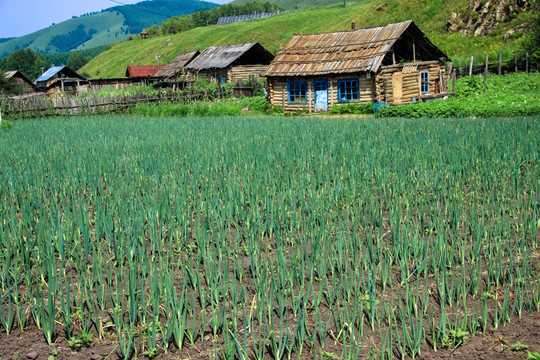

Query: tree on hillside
[
  {"left": 0, "top": 49, "right": 51, "bottom": 82},
  {"left": 66, "top": 53, "right": 90, "bottom": 71}
]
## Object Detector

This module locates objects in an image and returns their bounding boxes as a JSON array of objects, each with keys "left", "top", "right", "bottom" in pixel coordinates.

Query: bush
[
  {"left": 1, "top": 120, "right": 14, "bottom": 130},
  {"left": 330, "top": 101, "right": 374, "bottom": 115},
  {"left": 377, "top": 73, "right": 540, "bottom": 118}
]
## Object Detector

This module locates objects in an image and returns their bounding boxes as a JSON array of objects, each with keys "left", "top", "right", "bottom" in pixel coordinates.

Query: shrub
[{"left": 1, "top": 120, "right": 13, "bottom": 130}]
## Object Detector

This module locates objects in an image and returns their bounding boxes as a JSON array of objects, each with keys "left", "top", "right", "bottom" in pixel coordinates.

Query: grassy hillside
[
  {"left": 81, "top": 0, "right": 529, "bottom": 79},
  {"left": 0, "top": 11, "right": 128, "bottom": 58},
  {"left": 0, "top": 0, "right": 216, "bottom": 57}
]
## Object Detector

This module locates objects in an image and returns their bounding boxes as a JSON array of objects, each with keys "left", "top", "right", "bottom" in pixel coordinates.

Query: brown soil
[{"left": 1, "top": 309, "right": 539, "bottom": 359}]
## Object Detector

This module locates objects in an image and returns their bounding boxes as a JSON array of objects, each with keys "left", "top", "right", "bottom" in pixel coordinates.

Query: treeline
[
  {"left": 144, "top": 1, "right": 283, "bottom": 37},
  {"left": 0, "top": 46, "right": 104, "bottom": 85},
  {"left": 50, "top": 24, "right": 98, "bottom": 53},
  {"left": 114, "top": 0, "right": 217, "bottom": 34}
]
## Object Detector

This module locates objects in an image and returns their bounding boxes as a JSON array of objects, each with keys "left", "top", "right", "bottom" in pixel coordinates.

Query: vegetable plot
[{"left": 0, "top": 115, "right": 538, "bottom": 359}]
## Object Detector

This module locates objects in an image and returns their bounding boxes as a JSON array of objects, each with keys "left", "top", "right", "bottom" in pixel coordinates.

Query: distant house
[
  {"left": 126, "top": 66, "right": 160, "bottom": 78},
  {"left": 155, "top": 50, "right": 200, "bottom": 79},
  {"left": 263, "top": 21, "right": 450, "bottom": 113},
  {"left": 4, "top": 70, "right": 37, "bottom": 93},
  {"left": 35, "top": 66, "right": 88, "bottom": 99},
  {"left": 184, "top": 43, "right": 274, "bottom": 84}
]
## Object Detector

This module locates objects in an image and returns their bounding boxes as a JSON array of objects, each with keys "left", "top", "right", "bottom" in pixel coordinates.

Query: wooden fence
[
  {"left": 1, "top": 83, "right": 255, "bottom": 119},
  {"left": 454, "top": 52, "right": 537, "bottom": 78}
]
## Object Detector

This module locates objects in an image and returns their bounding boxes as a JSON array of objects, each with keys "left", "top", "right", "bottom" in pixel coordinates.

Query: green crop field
[{"left": 0, "top": 115, "right": 539, "bottom": 359}]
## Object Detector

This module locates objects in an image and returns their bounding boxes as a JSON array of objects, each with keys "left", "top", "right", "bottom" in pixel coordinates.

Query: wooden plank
[{"left": 392, "top": 72, "right": 403, "bottom": 103}]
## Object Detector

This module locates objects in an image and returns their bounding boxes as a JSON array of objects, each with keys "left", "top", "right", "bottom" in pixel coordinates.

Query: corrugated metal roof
[
  {"left": 217, "top": 12, "right": 284, "bottom": 25},
  {"left": 155, "top": 51, "right": 200, "bottom": 78},
  {"left": 35, "top": 66, "right": 66, "bottom": 83},
  {"left": 126, "top": 65, "right": 160, "bottom": 78},
  {"left": 35, "top": 66, "right": 86, "bottom": 83},
  {"left": 185, "top": 43, "right": 273, "bottom": 71},
  {"left": 264, "top": 20, "right": 446, "bottom": 77}
]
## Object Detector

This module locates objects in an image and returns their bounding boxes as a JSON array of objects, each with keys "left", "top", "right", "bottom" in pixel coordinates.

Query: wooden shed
[
  {"left": 155, "top": 50, "right": 200, "bottom": 79},
  {"left": 4, "top": 70, "right": 38, "bottom": 93},
  {"left": 263, "top": 20, "right": 450, "bottom": 113},
  {"left": 35, "top": 66, "right": 88, "bottom": 99},
  {"left": 184, "top": 43, "right": 274, "bottom": 84}
]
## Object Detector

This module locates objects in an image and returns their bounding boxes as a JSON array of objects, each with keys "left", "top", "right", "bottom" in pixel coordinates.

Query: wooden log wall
[
  {"left": 229, "top": 65, "right": 268, "bottom": 83},
  {"left": 376, "top": 62, "right": 446, "bottom": 104},
  {"left": 268, "top": 75, "right": 376, "bottom": 113}
]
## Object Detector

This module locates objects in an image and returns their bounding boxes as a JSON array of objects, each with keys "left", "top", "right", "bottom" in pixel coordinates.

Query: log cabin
[
  {"left": 263, "top": 20, "right": 450, "bottom": 113},
  {"left": 184, "top": 43, "right": 274, "bottom": 84},
  {"left": 35, "top": 66, "right": 88, "bottom": 99}
]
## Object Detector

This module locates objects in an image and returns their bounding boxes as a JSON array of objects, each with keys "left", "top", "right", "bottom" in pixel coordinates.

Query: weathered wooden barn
[
  {"left": 263, "top": 21, "right": 450, "bottom": 113},
  {"left": 126, "top": 66, "right": 160, "bottom": 78},
  {"left": 35, "top": 66, "right": 88, "bottom": 99},
  {"left": 4, "top": 70, "right": 38, "bottom": 93},
  {"left": 184, "top": 43, "right": 274, "bottom": 84},
  {"left": 155, "top": 50, "right": 200, "bottom": 79}
]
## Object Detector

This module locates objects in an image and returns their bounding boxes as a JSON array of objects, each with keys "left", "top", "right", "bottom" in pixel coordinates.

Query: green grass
[{"left": 81, "top": 0, "right": 527, "bottom": 79}]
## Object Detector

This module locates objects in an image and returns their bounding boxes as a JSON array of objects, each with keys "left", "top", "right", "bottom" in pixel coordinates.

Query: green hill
[
  {"left": 80, "top": 0, "right": 531, "bottom": 79},
  {"left": 0, "top": 0, "right": 217, "bottom": 58}
]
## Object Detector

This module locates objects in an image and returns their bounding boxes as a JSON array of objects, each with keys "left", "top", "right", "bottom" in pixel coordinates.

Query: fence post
[
  {"left": 484, "top": 55, "right": 489, "bottom": 90},
  {"left": 469, "top": 56, "right": 474, "bottom": 76},
  {"left": 526, "top": 52, "right": 529, "bottom": 73},
  {"left": 0, "top": 98, "right": 2, "bottom": 125},
  {"left": 498, "top": 53, "right": 502, "bottom": 75},
  {"left": 452, "top": 69, "right": 456, "bottom": 95},
  {"left": 514, "top": 54, "right": 518, "bottom": 73}
]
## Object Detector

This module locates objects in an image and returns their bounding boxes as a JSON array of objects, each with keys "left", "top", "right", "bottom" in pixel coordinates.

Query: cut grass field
[
  {"left": 0, "top": 115, "right": 539, "bottom": 359},
  {"left": 80, "top": 0, "right": 529, "bottom": 79}
]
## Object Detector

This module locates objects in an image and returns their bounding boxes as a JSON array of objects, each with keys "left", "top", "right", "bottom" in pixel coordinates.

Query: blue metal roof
[{"left": 35, "top": 66, "right": 66, "bottom": 83}]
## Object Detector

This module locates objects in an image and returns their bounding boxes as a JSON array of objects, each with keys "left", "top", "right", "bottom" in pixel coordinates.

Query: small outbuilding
[
  {"left": 35, "top": 66, "right": 88, "bottom": 99},
  {"left": 184, "top": 43, "right": 274, "bottom": 84},
  {"left": 155, "top": 50, "right": 200, "bottom": 79},
  {"left": 126, "top": 65, "right": 160, "bottom": 78},
  {"left": 4, "top": 70, "right": 38, "bottom": 93},
  {"left": 263, "top": 20, "right": 450, "bottom": 113}
]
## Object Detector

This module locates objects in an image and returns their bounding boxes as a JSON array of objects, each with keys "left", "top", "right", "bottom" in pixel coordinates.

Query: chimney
[
  {"left": 351, "top": 22, "right": 356, "bottom": 30},
  {"left": 184, "top": 49, "right": 187, "bottom": 55}
]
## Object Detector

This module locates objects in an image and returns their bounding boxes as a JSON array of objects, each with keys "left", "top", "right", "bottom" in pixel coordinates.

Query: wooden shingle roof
[
  {"left": 185, "top": 43, "right": 274, "bottom": 71},
  {"left": 264, "top": 20, "right": 448, "bottom": 77},
  {"left": 155, "top": 51, "right": 200, "bottom": 78}
]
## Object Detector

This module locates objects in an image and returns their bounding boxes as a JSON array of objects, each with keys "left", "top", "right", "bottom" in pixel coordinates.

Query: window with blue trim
[
  {"left": 421, "top": 71, "right": 429, "bottom": 93},
  {"left": 287, "top": 81, "right": 307, "bottom": 103},
  {"left": 338, "top": 79, "right": 359, "bottom": 102}
]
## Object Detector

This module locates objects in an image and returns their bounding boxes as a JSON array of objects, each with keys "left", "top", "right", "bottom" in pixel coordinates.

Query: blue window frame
[
  {"left": 221, "top": 76, "right": 227, "bottom": 84},
  {"left": 421, "top": 71, "right": 429, "bottom": 93},
  {"left": 287, "top": 81, "right": 307, "bottom": 104},
  {"left": 338, "top": 79, "right": 359, "bottom": 102}
]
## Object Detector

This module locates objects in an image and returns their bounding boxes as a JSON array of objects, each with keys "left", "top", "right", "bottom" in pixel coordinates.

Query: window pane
[{"left": 338, "top": 79, "right": 359, "bottom": 102}]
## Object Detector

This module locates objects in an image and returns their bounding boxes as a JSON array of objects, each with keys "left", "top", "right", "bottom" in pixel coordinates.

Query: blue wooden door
[{"left": 314, "top": 79, "right": 328, "bottom": 112}]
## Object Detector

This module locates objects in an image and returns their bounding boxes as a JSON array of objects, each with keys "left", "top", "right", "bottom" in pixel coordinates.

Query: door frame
[{"left": 314, "top": 79, "right": 329, "bottom": 112}]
